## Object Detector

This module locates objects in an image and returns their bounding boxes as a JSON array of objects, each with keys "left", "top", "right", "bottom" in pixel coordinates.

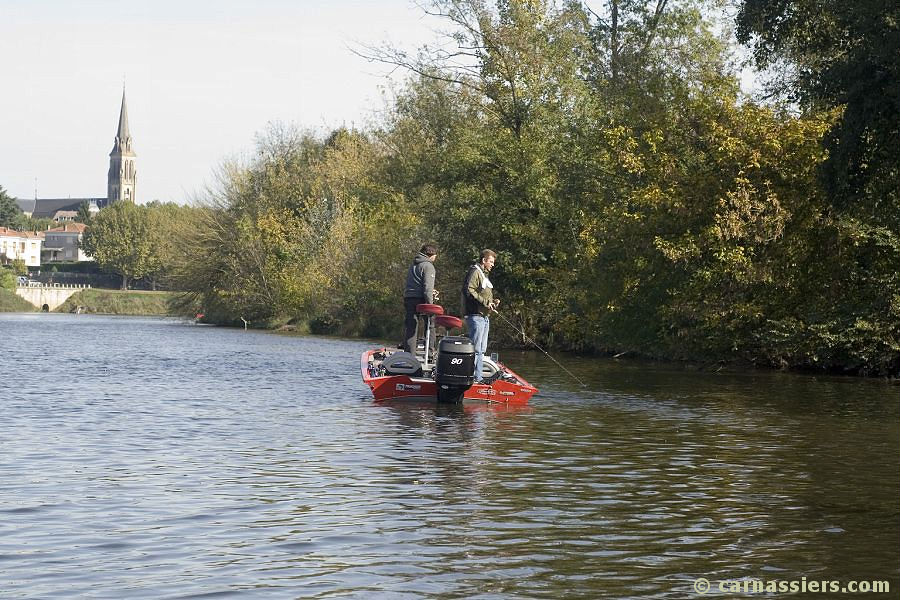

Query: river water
[{"left": 1, "top": 313, "right": 897, "bottom": 599}]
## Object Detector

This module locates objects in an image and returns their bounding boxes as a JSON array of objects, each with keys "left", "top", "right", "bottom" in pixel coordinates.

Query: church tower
[{"left": 107, "top": 89, "right": 137, "bottom": 204}]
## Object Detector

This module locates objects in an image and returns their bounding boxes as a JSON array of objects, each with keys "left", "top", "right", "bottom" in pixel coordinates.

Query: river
[{"left": 1, "top": 313, "right": 897, "bottom": 598}]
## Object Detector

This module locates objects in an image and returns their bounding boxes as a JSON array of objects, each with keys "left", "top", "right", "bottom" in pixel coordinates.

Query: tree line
[
  {"left": 15, "top": 0, "right": 898, "bottom": 375},
  {"left": 172, "top": 0, "right": 897, "bottom": 375}
]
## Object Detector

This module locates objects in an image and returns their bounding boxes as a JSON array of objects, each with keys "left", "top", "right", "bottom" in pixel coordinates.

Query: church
[{"left": 16, "top": 90, "right": 138, "bottom": 220}]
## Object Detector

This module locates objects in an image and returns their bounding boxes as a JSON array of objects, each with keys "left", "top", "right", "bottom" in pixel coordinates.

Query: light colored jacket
[{"left": 462, "top": 263, "right": 493, "bottom": 316}]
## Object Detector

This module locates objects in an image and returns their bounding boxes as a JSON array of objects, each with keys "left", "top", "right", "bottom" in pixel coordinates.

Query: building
[
  {"left": 43, "top": 223, "right": 92, "bottom": 263},
  {"left": 16, "top": 197, "right": 105, "bottom": 220},
  {"left": 52, "top": 210, "right": 78, "bottom": 223},
  {"left": 0, "top": 226, "right": 42, "bottom": 267},
  {"left": 107, "top": 90, "right": 137, "bottom": 204},
  {"left": 16, "top": 89, "right": 137, "bottom": 218}
]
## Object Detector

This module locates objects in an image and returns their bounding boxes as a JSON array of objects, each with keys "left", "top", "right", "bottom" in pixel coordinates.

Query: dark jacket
[
  {"left": 404, "top": 253, "right": 436, "bottom": 301},
  {"left": 461, "top": 264, "right": 493, "bottom": 316}
]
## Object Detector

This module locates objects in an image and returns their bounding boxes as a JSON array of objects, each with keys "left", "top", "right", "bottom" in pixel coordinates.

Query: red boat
[{"left": 360, "top": 304, "right": 538, "bottom": 405}]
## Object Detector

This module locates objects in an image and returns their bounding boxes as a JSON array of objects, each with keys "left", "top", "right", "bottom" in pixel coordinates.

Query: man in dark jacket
[{"left": 402, "top": 243, "right": 439, "bottom": 354}]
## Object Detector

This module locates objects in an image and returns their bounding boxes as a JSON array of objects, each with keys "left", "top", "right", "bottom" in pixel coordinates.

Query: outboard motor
[{"left": 434, "top": 336, "right": 476, "bottom": 403}]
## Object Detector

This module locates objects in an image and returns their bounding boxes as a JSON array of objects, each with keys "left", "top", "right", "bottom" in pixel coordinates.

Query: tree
[
  {"left": 0, "top": 185, "right": 22, "bottom": 229},
  {"left": 0, "top": 268, "right": 16, "bottom": 291},
  {"left": 81, "top": 202, "right": 160, "bottom": 289},
  {"left": 736, "top": 0, "right": 900, "bottom": 216},
  {"left": 76, "top": 200, "right": 93, "bottom": 224},
  {"left": 143, "top": 201, "right": 204, "bottom": 290},
  {"left": 736, "top": 0, "right": 900, "bottom": 374}
]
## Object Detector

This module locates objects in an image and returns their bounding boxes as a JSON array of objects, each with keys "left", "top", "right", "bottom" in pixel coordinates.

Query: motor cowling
[{"left": 435, "top": 336, "right": 475, "bottom": 402}]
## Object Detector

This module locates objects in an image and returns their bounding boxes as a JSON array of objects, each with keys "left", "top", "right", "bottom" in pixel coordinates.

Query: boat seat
[
  {"left": 435, "top": 315, "right": 462, "bottom": 330},
  {"left": 415, "top": 303, "right": 444, "bottom": 316},
  {"left": 479, "top": 357, "right": 500, "bottom": 380},
  {"left": 413, "top": 304, "right": 444, "bottom": 368},
  {"left": 383, "top": 351, "right": 423, "bottom": 376}
]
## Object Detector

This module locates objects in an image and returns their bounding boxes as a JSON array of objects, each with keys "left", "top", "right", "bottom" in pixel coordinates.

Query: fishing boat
[{"left": 360, "top": 303, "right": 538, "bottom": 405}]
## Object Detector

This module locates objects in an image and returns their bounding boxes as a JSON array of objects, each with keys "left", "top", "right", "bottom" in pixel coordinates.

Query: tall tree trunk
[{"left": 121, "top": 274, "right": 129, "bottom": 290}]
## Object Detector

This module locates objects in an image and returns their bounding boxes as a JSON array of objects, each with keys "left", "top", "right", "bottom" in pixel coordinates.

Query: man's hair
[
  {"left": 420, "top": 243, "right": 438, "bottom": 256},
  {"left": 480, "top": 249, "right": 497, "bottom": 262}
]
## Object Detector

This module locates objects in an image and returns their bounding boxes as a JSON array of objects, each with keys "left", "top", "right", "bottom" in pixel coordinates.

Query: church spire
[
  {"left": 108, "top": 86, "right": 137, "bottom": 204},
  {"left": 110, "top": 87, "right": 134, "bottom": 156},
  {"left": 116, "top": 89, "right": 131, "bottom": 141}
]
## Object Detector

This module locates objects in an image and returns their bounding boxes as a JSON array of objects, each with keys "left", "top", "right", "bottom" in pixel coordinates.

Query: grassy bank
[
  {"left": 56, "top": 289, "right": 183, "bottom": 316},
  {"left": 0, "top": 288, "right": 37, "bottom": 312}
]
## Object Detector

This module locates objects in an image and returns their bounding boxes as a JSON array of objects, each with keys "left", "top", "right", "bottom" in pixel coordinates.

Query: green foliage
[
  {"left": 735, "top": 0, "right": 900, "bottom": 374},
  {"left": 0, "top": 186, "right": 21, "bottom": 228},
  {"left": 76, "top": 200, "right": 93, "bottom": 224},
  {"left": 35, "top": 261, "right": 102, "bottom": 273},
  {"left": 0, "top": 268, "right": 16, "bottom": 291},
  {"left": 81, "top": 202, "right": 161, "bottom": 290},
  {"left": 9, "top": 259, "right": 27, "bottom": 276},
  {"left": 736, "top": 0, "right": 900, "bottom": 216},
  {"left": 142, "top": 201, "right": 206, "bottom": 290},
  {"left": 17, "top": 216, "right": 55, "bottom": 232},
  {"left": 0, "top": 185, "right": 53, "bottom": 232},
  {"left": 0, "top": 286, "right": 35, "bottom": 312},
  {"left": 55, "top": 289, "right": 180, "bottom": 315},
  {"left": 168, "top": 0, "right": 896, "bottom": 375},
  {"left": 0, "top": 267, "right": 35, "bottom": 312},
  {"left": 171, "top": 123, "right": 423, "bottom": 332}
]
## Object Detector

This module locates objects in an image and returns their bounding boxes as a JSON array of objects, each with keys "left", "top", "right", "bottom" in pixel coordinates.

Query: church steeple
[
  {"left": 108, "top": 88, "right": 137, "bottom": 204},
  {"left": 116, "top": 91, "right": 131, "bottom": 142}
]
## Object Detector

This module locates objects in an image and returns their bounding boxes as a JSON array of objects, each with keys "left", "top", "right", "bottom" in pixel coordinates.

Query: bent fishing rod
[{"left": 491, "top": 309, "right": 588, "bottom": 388}]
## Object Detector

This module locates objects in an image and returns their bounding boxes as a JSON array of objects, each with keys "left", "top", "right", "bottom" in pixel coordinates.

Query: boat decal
[
  {"left": 478, "top": 388, "right": 496, "bottom": 395},
  {"left": 396, "top": 383, "right": 422, "bottom": 391},
  {"left": 499, "top": 391, "right": 514, "bottom": 396}
]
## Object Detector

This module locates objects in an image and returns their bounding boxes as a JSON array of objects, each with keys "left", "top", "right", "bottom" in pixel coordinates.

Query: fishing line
[{"left": 492, "top": 310, "right": 588, "bottom": 388}]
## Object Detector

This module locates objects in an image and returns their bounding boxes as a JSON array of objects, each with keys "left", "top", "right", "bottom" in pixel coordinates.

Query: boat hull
[{"left": 361, "top": 348, "right": 537, "bottom": 405}]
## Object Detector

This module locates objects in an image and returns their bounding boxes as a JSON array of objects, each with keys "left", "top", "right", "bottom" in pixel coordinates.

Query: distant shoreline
[{"left": 54, "top": 288, "right": 182, "bottom": 316}]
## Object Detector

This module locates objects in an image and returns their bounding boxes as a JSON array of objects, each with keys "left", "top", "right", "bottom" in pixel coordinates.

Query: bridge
[{"left": 16, "top": 283, "right": 91, "bottom": 311}]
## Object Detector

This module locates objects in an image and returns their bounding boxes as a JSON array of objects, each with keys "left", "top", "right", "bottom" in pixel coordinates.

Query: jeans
[{"left": 465, "top": 314, "right": 489, "bottom": 381}]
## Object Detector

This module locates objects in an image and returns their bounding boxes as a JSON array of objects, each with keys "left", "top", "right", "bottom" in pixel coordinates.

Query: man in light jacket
[
  {"left": 402, "top": 243, "right": 439, "bottom": 354},
  {"left": 461, "top": 249, "right": 500, "bottom": 382}
]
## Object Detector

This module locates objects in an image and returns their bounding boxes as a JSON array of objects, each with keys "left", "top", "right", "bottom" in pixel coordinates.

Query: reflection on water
[{"left": 0, "top": 314, "right": 897, "bottom": 598}]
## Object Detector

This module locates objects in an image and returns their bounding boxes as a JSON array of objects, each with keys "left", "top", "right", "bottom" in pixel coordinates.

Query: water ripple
[{"left": 0, "top": 314, "right": 897, "bottom": 598}]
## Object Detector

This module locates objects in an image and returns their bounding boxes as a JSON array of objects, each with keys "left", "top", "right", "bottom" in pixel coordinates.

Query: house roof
[
  {"left": 0, "top": 226, "right": 43, "bottom": 239},
  {"left": 26, "top": 198, "right": 107, "bottom": 219},
  {"left": 47, "top": 223, "right": 87, "bottom": 233},
  {"left": 15, "top": 198, "right": 35, "bottom": 213}
]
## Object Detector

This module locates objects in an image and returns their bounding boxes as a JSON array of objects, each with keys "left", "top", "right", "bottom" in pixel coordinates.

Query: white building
[
  {"left": 52, "top": 210, "right": 78, "bottom": 222},
  {"left": 0, "top": 226, "right": 43, "bottom": 267}
]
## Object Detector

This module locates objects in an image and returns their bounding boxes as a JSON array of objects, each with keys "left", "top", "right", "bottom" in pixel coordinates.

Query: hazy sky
[{"left": 0, "top": 0, "right": 438, "bottom": 204}]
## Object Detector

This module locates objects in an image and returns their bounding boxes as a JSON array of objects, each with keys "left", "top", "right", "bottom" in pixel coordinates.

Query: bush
[
  {"left": 39, "top": 261, "right": 103, "bottom": 273},
  {"left": 0, "top": 269, "right": 16, "bottom": 291}
]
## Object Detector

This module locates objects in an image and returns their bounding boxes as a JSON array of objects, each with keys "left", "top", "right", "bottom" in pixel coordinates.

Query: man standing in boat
[
  {"left": 402, "top": 243, "right": 439, "bottom": 354},
  {"left": 462, "top": 249, "right": 500, "bottom": 383}
]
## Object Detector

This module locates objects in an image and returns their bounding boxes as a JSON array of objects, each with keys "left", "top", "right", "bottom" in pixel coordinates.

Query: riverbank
[
  {"left": 0, "top": 288, "right": 36, "bottom": 312},
  {"left": 55, "top": 289, "right": 183, "bottom": 316}
]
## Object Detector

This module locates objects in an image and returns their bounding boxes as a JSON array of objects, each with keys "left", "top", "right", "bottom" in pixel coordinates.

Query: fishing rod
[{"left": 491, "top": 309, "right": 588, "bottom": 388}]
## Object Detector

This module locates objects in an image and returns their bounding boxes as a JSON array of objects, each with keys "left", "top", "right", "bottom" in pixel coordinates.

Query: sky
[
  {"left": 0, "top": 0, "right": 439, "bottom": 204},
  {"left": 0, "top": 1, "right": 757, "bottom": 206}
]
